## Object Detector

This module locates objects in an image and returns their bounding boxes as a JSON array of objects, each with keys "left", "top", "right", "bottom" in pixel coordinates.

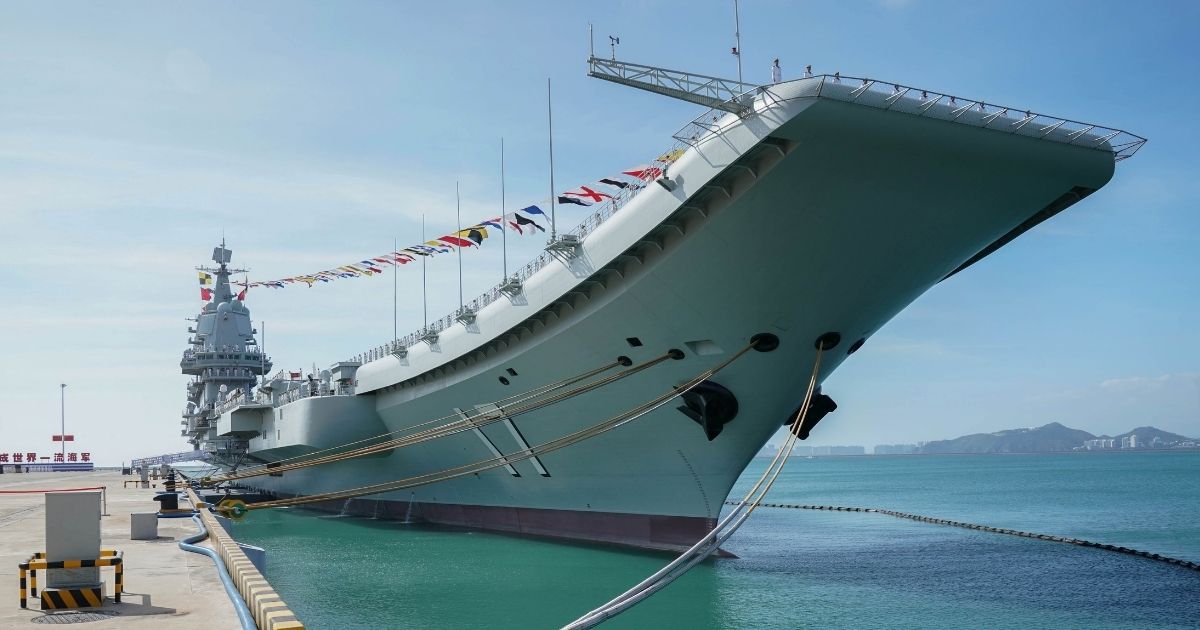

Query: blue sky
[{"left": 0, "top": 1, "right": 1196, "bottom": 465}]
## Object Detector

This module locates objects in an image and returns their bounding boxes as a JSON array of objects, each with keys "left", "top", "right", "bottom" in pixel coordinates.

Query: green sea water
[{"left": 230, "top": 451, "right": 1200, "bottom": 629}]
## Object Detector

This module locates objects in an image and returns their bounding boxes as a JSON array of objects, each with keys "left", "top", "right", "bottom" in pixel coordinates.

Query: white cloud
[{"left": 1100, "top": 372, "right": 1200, "bottom": 390}]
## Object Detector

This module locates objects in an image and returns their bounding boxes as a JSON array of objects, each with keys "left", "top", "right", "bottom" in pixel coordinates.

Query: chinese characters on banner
[{"left": 0, "top": 452, "right": 90, "bottom": 463}]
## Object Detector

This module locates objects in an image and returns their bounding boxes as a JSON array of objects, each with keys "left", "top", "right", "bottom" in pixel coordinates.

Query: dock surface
[{"left": 0, "top": 470, "right": 241, "bottom": 627}]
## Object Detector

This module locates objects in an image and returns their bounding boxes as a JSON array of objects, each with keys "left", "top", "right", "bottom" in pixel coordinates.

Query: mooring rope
[
  {"left": 230, "top": 342, "right": 761, "bottom": 513},
  {"left": 564, "top": 345, "right": 826, "bottom": 629},
  {"left": 242, "top": 357, "right": 633, "bottom": 475},
  {"left": 213, "top": 356, "right": 628, "bottom": 481},
  {"left": 211, "top": 354, "right": 667, "bottom": 484},
  {"left": 725, "top": 500, "right": 1200, "bottom": 572}
]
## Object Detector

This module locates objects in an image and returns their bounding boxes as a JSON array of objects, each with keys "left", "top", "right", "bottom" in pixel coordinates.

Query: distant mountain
[
  {"left": 1104, "top": 426, "right": 1193, "bottom": 445},
  {"left": 920, "top": 422, "right": 1095, "bottom": 454}
]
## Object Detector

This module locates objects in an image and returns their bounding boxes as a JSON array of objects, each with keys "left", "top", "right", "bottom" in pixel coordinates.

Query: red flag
[
  {"left": 200, "top": 287, "right": 213, "bottom": 301},
  {"left": 237, "top": 287, "right": 247, "bottom": 301},
  {"left": 562, "top": 186, "right": 612, "bottom": 203},
  {"left": 623, "top": 166, "right": 663, "bottom": 181},
  {"left": 438, "top": 236, "right": 476, "bottom": 248}
]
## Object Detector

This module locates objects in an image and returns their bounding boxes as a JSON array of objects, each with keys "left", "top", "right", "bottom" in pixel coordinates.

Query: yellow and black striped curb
[
  {"left": 188, "top": 489, "right": 305, "bottom": 630},
  {"left": 40, "top": 586, "right": 104, "bottom": 609},
  {"left": 19, "top": 551, "right": 123, "bottom": 608}
]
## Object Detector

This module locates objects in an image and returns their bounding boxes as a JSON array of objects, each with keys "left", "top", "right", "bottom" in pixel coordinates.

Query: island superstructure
[
  {"left": 180, "top": 244, "right": 272, "bottom": 467},
  {"left": 176, "top": 58, "right": 1144, "bottom": 551}
]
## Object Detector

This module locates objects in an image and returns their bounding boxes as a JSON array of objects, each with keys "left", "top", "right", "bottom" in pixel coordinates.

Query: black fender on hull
[
  {"left": 785, "top": 387, "right": 837, "bottom": 440},
  {"left": 677, "top": 380, "right": 739, "bottom": 441}
]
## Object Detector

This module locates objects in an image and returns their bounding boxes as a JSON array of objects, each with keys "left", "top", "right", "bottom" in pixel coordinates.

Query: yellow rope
[
  {"left": 565, "top": 346, "right": 825, "bottom": 628},
  {"left": 241, "top": 343, "right": 758, "bottom": 512},
  {"left": 215, "top": 357, "right": 626, "bottom": 479},
  {"left": 211, "top": 354, "right": 672, "bottom": 484}
]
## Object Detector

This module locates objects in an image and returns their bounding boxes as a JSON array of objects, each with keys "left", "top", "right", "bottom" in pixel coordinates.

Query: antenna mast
[
  {"left": 547, "top": 78, "right": 557, "bottom": 240},
  {"left": 421, "top": 215, "right": 428, "bottom": 329},
  {"left": 393, "top": 236, "right": 398, "bottom": 343},
  {"left": 501, "top": 138, "right": 507, "bottom": 279},
  {"left": 733, "top": 0, "right": 743, "bottom": 84},
  {"left": 456, "top": 181, "right": 463, "bottom": 311}
]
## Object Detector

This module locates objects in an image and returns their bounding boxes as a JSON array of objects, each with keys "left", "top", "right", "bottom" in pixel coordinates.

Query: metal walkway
[
  {"left": 131, "top": 450, "right": 210, "bottom": 468},
  {"left": 587, "top": 56, "right": 759, "bottom": 114}
]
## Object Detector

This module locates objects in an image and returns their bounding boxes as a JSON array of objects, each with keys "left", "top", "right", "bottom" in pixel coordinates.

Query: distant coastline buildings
[
  {"left": 873, "top": 444, "right": 920, "bottom": 455},
  {"left": 757, "top": 443, "right": 867, "bottom": 457},
  {"left": 1082, "top": 434, "right": 1150, "bottom": 450},
  {"left": 752, "top": 427, "right": 1195, "bottom": 458}
]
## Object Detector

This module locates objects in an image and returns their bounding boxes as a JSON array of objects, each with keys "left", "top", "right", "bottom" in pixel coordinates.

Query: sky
[{"left": 0, "top": 1, "right": 1196, "bottom": 465}]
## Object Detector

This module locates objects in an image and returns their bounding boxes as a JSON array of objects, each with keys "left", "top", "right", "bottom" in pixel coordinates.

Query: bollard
[{"left": 114, "top": 558, "right": 123, "bottom": 603}]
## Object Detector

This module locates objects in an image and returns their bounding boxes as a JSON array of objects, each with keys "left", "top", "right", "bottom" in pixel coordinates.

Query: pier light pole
[{"left": 59, "top": 383, "right": 66, "bottom": 460}]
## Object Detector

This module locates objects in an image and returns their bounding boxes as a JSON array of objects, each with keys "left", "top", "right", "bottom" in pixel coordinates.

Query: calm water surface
[{"left": 231, "top": 451, "right": 1200, "bottom": 629}]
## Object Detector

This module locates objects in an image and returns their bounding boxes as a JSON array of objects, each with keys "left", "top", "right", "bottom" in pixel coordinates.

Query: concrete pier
[{"left": 0, "top": 470, "right": 241, "bottom": 627}]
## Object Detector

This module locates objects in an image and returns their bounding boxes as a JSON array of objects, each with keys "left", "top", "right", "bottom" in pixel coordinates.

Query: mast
[
  {"left": 501, "top": 137, "right": 507, "bottom": 279},
  {"left": 421, "top": 215, "right": 428, "bottom": 329},
  {"left": 547, "top": 78, "right": 557, "bottom": 239},
  {"left": 393, "top": 236, "right": 398, "bottom": 343},
  {"left": 456, "top": 181, "right": 463, "bottom": 311},
  {"left": 733, "top": 0, "right": 743, "bottom": 84}
]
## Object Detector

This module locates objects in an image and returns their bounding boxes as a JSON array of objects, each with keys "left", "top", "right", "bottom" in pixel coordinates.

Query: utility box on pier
[{"left": 45, "top": 491, "right": 102, "bottom": 589}]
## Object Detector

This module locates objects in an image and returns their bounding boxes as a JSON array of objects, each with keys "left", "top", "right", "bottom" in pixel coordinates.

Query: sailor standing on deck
[{"left": 771, "top": 58, "right": 781, "bottom": 84}]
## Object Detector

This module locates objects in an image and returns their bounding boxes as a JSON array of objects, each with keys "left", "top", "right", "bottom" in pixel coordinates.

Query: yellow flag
[
  {"left": 657, "top": 148, "right": 685, "bottom": 164},
  {"left": 459, "top": 227, "right": 488, "bottom": 240}
]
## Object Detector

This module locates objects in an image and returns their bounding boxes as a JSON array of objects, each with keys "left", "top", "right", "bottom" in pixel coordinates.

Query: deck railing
[{"left": 672, "top": 74, "right": 1146, "bottom": 161}]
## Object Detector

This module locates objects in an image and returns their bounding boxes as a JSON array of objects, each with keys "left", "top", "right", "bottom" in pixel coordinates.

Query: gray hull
[{"left": 236, "top": 79, "right": 1115, "bottom": 549}]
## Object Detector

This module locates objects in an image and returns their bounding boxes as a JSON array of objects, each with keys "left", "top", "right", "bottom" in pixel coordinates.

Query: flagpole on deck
[
  {"left": 733, "top": 0, "right": 743, "bottom": 84},
  {"left": 393, "top": 237, "right": 398, "bottom": 343},
  {"left": 421, "top": 214, "right": 428, "bottom": 330},
  {"left": 501, "top": 137, "right": 507, "bottom": 279},
  {"left": 456, "top": 181, "right": 463, "bottom": 312},
  {"left": 547, "top": 78, "right": 557, "bottom": 240}
]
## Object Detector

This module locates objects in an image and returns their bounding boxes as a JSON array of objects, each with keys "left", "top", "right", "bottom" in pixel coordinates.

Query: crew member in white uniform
[{"left": 771, "top": 59, "right": 781, "bottom": 84}]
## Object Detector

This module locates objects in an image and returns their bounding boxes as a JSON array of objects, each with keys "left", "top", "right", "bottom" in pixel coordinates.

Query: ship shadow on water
[
  {"left": 229, "top": 454, "right": 1200, "bottom": 628},
  {"left": 232, "top": 505, "right": 724, "bottom": 629}
]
